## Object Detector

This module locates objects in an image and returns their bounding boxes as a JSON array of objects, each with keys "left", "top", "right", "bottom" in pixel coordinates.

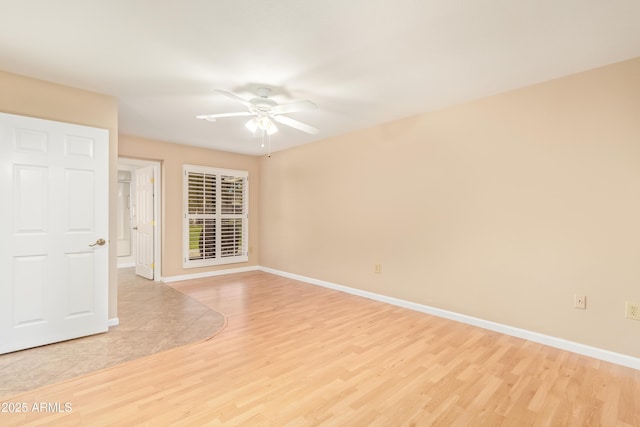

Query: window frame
[{"left": 182, "top": 164, "right": 249, "bottom": 268}]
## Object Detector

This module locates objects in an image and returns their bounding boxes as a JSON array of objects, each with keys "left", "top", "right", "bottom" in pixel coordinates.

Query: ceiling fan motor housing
[{"left": 249, "top": 97, "right": 277, "bottom": 114}]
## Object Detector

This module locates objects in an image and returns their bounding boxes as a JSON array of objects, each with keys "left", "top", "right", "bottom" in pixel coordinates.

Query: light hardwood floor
[
  {"left": 0, "top": 269, "right": 224, "bottom": 399},
  {"left": 1, "top": 271, "right": 638, "bottom": 426}
]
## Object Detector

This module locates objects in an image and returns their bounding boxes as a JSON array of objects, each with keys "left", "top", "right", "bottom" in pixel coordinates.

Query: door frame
[{"left": 117, "top": 157, "right": 162, "bottom": 281}]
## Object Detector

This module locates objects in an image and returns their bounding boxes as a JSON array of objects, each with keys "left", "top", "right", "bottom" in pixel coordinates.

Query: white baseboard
[
  {"left": 162, "top": 265, "right": 260, "bottom": 283},
  {"left": 108, "top": 317, "right": 120, "bottom": 327},
  {"left": 117, "top": 262, "right": 136, "bottom": 269},
  {"left": 260, "top": 267, "right": 640, "bottom": 371}
]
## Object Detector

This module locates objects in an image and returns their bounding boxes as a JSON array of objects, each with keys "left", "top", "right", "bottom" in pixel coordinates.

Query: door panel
[
  {"left": 134, "top": 166, "right": 154, "bottom": 279},
  {"left": 67, "top": 169, "right": 95, "bottom": 231},
  {"left": 0, "top": 112, "right": 109, "bottom": 354},
  {"left": 66, "top": 252, "right": 95, "bottom": 317},
  {"left": 14, "top": 165, "right": 48, "bottom": 234},
  {"left": 13, "top": 256, "right": 47, "bottom": 326}
]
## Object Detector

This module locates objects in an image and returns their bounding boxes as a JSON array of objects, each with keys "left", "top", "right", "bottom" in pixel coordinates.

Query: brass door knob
[{"left": 89, "top": 238, "right": 107, "bottom": 247}]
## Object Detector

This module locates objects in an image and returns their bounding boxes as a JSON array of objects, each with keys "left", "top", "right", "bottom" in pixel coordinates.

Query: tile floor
[{"left": 0, "top": 268, "right": 225, "bottom": 400}]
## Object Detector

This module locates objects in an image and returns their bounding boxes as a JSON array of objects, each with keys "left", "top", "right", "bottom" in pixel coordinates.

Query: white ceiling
[{"left": 1, "top": 0, "right": 639, "bottom": 156}]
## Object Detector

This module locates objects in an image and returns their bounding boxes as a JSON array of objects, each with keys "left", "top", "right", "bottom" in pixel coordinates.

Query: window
[{"left": 183, "top": 165, "right": 248, "bottom": 268}]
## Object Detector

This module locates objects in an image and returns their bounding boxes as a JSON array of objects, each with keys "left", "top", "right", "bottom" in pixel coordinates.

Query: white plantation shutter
[
  {"left": 220, "top": 175, "right": 245, "bottom": 258},
  {"left": 183, "top": 165, "right": 248, "bottom": 267}
]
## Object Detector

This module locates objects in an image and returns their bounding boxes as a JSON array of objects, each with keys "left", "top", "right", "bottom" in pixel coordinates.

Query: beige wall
[
  {"left": 259, "top": 57, "right": 640, "bottom": 358},
  {"left": 118, "top": 135, "right": 260, "bottom": 278},
  {"left": 0, "top": 70, "right": 119, "bottom": 320}
]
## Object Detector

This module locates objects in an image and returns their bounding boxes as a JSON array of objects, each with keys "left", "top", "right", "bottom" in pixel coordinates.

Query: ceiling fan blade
[
  {"left": 196, "top": 112, "right": 253, "bottom": 121},
  {"left": 272, "top": 99, "right": 317, "bottom": 115},
  {"left": 214, "top": 89, "right": 253, "bottom": 108},
  {"left": 273, "top": 115, "right": 319, "bottom": 134}
]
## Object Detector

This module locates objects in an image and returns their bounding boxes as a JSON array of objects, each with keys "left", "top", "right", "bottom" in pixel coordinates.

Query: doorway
[{"left": 117, "top": 158, "right": 161, "bottom": 280}]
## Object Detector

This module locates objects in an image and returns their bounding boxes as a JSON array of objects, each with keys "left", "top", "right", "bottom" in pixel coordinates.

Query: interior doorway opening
[{"left": 117, "top": 158, "right": 162, "bottom": 280}]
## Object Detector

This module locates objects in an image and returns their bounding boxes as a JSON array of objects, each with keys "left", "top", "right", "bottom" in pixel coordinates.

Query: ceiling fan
[{"left": 196, "top": 87, "right": 319, "bottom": 136}]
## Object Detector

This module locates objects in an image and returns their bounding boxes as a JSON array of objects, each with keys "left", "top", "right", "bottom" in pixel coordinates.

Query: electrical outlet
[
  {"left": 574, "top": 294, "right": 586, "bottom": 309},
  {"left": 625, "top": 302, "right": 640, "bottom": 320},
  {"left": 374, "top": 263, "right": 381, "bottom": 274}
]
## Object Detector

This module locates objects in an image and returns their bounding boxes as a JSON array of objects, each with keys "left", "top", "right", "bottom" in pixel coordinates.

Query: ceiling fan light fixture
[
  {"left": 246, "top": 116, "right": 277, "bottom": 135},
  {"left": 258, "top": 115, "right": 272, "bottom": 130},
  {"left": 266, "top": 122, "right": 278, "bottom": 135},
  {"left": 245, "top": 118, "right": 258, "bottom": 134}
]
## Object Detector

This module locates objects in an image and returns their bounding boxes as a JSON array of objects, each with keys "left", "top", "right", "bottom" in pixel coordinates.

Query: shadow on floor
[{"left": 0, "top": 268, "right": 225, "bottom": 399}]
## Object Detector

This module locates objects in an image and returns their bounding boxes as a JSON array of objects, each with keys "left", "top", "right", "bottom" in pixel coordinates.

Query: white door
[
  {"left": 134, "top": 166, "right": 154, "bottom": 279},
  {"left": 0, "top": 112, "right": 109, "bottom": 354}
]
